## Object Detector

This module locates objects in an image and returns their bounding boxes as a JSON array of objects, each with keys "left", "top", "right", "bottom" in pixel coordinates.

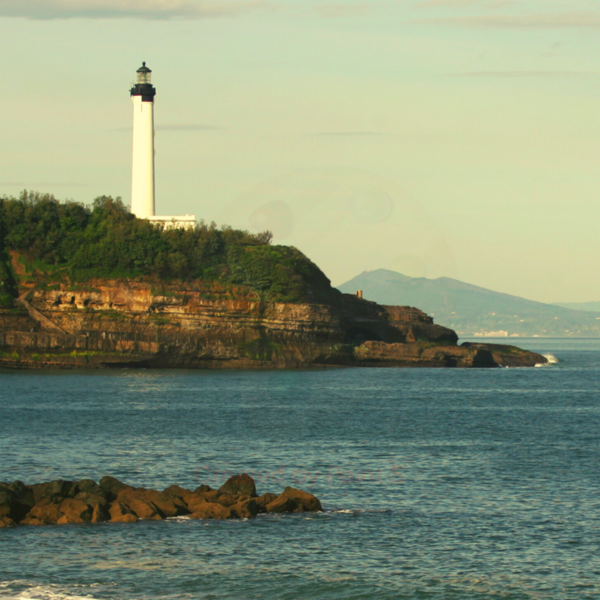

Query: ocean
[{"left": 0, "top": 338, "right": 598, "bottom": 599}]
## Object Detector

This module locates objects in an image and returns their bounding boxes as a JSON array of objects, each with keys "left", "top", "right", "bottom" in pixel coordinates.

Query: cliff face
[{"left": 0, "top": 278, "right": 546, "bottom": 369}]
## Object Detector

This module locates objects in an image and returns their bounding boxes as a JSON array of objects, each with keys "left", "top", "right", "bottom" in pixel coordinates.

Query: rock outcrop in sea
[{"left": 0, "top": 474, "right": 322, "bottom": 527}]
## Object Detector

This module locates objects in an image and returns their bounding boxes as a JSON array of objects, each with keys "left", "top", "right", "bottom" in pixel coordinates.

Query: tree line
[{"left": 0, "top": 191, "right": 336, "bottom": 305}]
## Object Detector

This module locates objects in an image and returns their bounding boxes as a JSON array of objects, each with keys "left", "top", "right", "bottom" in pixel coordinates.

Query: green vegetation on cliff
[
  {"left": 0, "top": 191, "right": 338, "bottom": 305},
  {"left": 0, "top": 207, "right": 18, "bottom": 307}
]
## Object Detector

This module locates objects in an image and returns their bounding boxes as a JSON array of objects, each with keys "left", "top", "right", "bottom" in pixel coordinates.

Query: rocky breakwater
[
  {"left": 0, "top": 474, "right": 322, "bottom": 527},
  {"left": 0, "top": 278, "right": 547, "bottom": 369}
]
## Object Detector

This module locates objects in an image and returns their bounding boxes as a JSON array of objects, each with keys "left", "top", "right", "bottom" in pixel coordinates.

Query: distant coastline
[{"left": 338, "top": 269, "right": 600, "bottom": 338}]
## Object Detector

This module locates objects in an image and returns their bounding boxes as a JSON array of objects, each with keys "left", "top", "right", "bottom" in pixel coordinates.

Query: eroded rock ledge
[
  {"left": 0, "top": 279, "right": 547, "bottom": 369},
  {"left": 0, "top": 474, "right": 322, "bottom": 527}
]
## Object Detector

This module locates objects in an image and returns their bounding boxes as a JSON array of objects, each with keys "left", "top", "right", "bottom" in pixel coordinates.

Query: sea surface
[{"left": 0, "top": 338, "right": 599, "bottom": 599}]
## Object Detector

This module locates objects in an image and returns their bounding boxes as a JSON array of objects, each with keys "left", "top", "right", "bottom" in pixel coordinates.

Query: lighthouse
[
  {"left": 130, "top": 62, "right": 156, "bottom": 219},
  {"left": 129, "top": 63, "right": 196, "bottom": 228}
]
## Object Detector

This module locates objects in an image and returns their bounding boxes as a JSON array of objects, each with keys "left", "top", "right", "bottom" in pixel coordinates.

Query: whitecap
[
  {"left": 535, "top": 353, "right": 559, "bottom": 367},
  {"left": 327, "top": 508, "right": 392, "bottom": 515},
  {"left": 0, "top": 582, "right": 98, "bottom": 600}
]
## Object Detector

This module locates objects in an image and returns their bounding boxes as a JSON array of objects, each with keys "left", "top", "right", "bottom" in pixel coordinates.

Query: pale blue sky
[{"left": 0, "top": 0, "right": 598, "bottom": 302}]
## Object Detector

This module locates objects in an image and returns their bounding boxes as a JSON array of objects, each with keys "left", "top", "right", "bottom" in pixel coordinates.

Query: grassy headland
[{"left": 0, "top": 191, "right": 339, "bottom": 306}]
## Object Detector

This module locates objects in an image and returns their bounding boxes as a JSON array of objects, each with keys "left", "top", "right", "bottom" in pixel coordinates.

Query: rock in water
[
  {"left": 1, "top": 474, "right": 323, "bottom": 527},
  {"left": 99, "top": 475, "right": 134, "bottom": 499},
  {"left": 460, "top": 343, "right": 548, "bottom": 367},
  {"left": 0, "top": 485, "right": 33, "bottom": 523},
  {"left": 188, "top": 502, "right": 231, "bottom": 520},
  {"left": 280, "top": 487, "right": 323, "bottom": 512},
  {"left": 217, "top": 474, "right": 257, "bottom": 498}
]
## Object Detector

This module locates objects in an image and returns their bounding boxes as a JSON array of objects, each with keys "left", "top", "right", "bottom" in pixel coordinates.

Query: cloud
[
  {"left": 414, "top": 0, "right": 517, "bottom": 8},
  {"left": 452, "top": 70, "right": 600, "bottom": 77},
  {"left": 312, "top": 131, "right": 388, "bottom": 137},
  {"left": 309, "top": 3, "right": 382, "bottom": 19},
  {"left": 0, "top": 182, "right": 90, "bottom": 187},
  {"left": 418, "top": 11, "right": 600, "bottom": 28},
  {"left": 0, "top": 0, "right": 273, "bottom": 20},
  {"left": 113, "top": 124, "right": 225, "bottom": 132},
  {"left": 157, "top": 124, "right": 225, "bottom": 131},
  {"left": 415, "top": 0, "right": 488, "bottom": 8}
]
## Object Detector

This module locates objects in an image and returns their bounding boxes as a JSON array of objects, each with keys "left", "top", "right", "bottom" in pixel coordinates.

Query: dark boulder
[
  {"left": 255, "top": 492, "right": 278, "bottom": 513},
  {"left": 215, "top": 493, "right": 237, "bottom": 507},
  {"left": 150, "top": 490, "right": 189, "bottom": 517},
  {"left": 99, "top": 476, "right": 134, "bottom": 499},
  {"left": 57, "top": 499, "right": 93, "bottom": 524},
  {"left": 265, "top": 495, "right": 298, "bottom": 513},
  {"left": 230, "top": 498, "right": 259, "bottom": 519},
  {"left": 108, "top": 501, "right": 138, "bottom": 523},
  {"left": 461, "top": 342, "right": 548, "bottom": 368},
  {"left": 0, "top": 487, "right": 33, "bottom": 522},
  {"left": 76, "top": 479, "right": 107, "bottom": 499},
  {"left": 163, "top": 484, "right": 198, "bottom": 507},
  {"left": 91, "top": 503, "right": 110, "bottom": 523},
  {"left": 8, "top": 481, "right": 34, "bottom": 506},
  {"left": 31, "top": 480, "right": 78, "bottom": 504},
  {"left": 280, "top": 486, "right": 322, "bottom": 512},
  {"left": 217, "top": 474, "right": 257, "bottom": 498},
  {"left": 113, "top": 488, "right": 164, "bottom": 520},
  {"left": 188, "top": 502, "right": 231, "bottom": 520},
  {"left": 74, "top": 492, "right": 108, "bottom": 508},
  {"left": 22, "top": 501, "right": 63, "bottom": 525}
]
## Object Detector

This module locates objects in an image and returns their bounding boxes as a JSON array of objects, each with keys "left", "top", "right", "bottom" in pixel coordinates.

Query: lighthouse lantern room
[{"left": 136, "top": 63, "right": 152, "bottom": 85}]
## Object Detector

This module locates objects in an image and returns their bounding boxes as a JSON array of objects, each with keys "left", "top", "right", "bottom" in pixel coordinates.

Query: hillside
[
  {"left": 0, "top": 191, "right": 338, "bottom": 306},
  {"left": 338, "top": 269, "right": 600, "bottom": 337},
  {"left": 554, "top": 301, "right": 600, "bottom": 313}
]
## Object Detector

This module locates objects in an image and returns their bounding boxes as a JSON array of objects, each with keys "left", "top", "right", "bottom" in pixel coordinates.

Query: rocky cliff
[{"left": 0, "top": 275, "right": 546, "bottom": 369}]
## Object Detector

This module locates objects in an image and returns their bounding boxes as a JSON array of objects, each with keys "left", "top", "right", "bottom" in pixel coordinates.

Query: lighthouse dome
[
  {"left": 130, "top": 62, "right": 156, "bottom": 100},
  {"left": 136, "top": 62, "right": 152, "bottom": 84}
]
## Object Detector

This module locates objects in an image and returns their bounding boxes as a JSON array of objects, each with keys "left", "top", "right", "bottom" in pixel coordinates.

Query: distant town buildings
[{"left": 473, "top": 330, "right": 509, "bottom": 337}]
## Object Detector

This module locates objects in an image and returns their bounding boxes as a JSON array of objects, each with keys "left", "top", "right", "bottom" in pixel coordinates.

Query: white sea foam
[
  {"left": 535, "top": 353, "right": 559, "bottom": 367},
  {"left": 0, "top": 582, "right": 97, "bottom": 600},
  {"left": 328, "top": 508, "right": 391, "bottom": 515},
  {"left": 165, "top": 515, "right": 192, "bottom": 522}
]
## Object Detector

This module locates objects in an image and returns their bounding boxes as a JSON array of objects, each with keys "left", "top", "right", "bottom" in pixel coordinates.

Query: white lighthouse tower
[
  {"left": 130, "top": 62, "right": 156, "bottom": 219},
  {"left": 129, "top": 63, "right": 196, "bottom": 228}
]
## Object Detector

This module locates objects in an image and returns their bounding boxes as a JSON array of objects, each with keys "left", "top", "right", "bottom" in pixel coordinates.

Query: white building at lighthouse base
[{"left": 148, "top": 214, "right": 197, "bottom": 230}]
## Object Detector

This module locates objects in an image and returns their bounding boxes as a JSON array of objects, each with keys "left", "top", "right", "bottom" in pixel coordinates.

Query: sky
[{"left": 0, "top": 0, "right": 598, "bottom": 303}]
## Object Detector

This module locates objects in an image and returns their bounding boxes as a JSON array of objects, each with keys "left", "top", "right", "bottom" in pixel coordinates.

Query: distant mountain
[
  {"left": 554, "top": 301, "right": 600, "bottom": 313},
  {"left": 338, "top": 269, "right": 600, "bottom": 337}
]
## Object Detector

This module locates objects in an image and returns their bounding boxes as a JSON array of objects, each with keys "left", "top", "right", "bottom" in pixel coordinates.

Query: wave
[
  {"left": 326, "top": 508, "right": 392, "bottom": 515},
  {"left": 0, "top": 582, "right": 99, "bottom": 600},
  {"left": 535, "top": 353, "right": 559, "bottom": 367}
]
